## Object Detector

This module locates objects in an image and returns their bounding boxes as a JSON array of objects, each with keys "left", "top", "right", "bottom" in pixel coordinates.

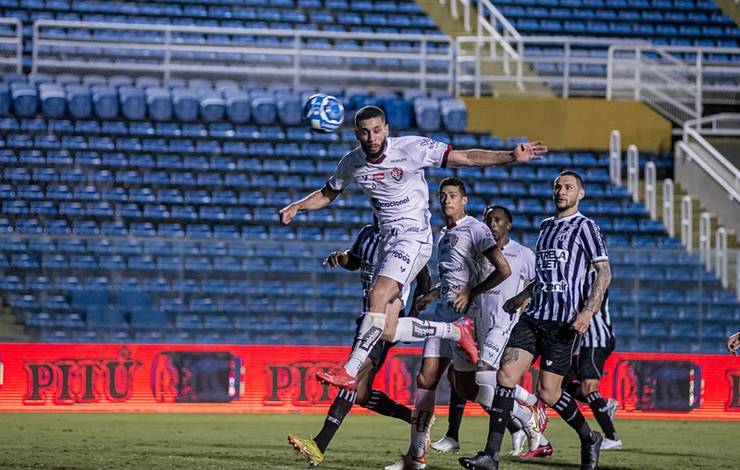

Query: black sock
[
  {"left": 446, "top": 387, "right": 466, "bottom": 441},
  {"left": 553, "top": 391, "right": 593, "bottom": 441},
  {"left": 314, "top": 389, "right": 356, "bottom": 453},
  {"left": 506, "top": 418, "right": 522, "bottom": 434},
  {"left": 484, "top": 385, "right": 515, "bottom": 459},
  {"left": 363, "top": 389, "right": 412, "bottom": 424},
  {"left": 586, "top": 392, "right": 617, "bottom": 440},
  {"left": 564, "top": 380, "right": 583, "bottom": 400}
]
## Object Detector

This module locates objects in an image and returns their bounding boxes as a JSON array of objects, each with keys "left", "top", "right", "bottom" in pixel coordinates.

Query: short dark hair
[
  {"left": 439, "top": 177, "right": 467, "bottom": 196},
  {"left": 555, "top": 170, "right": 584, "bottom": 189},
  {"left": 483, "top": 205, "right": 513, "bottom": 224},
  {"left": 354, "top": 105, "right": 386, "bottom": 127}
]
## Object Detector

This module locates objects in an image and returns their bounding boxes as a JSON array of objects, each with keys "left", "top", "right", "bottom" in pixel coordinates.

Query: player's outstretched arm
[
  {"left": 572, "top": 259, "right": 612, "bottom": 334},
  {"left": 323, "top": 250, "right": 360, "bottom": 271},
  {"left": 445, "top": 141, "right": 547, "bottom": 168},
  {"left": 278, "top": 184, "right": 340, "bottom": 224},
  {"left": 503, "top": 281, "right": 534, "bottom": 316}
]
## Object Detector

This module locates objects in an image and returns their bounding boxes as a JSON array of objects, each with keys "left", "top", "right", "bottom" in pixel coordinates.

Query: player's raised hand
[
  {"left": 324, "top": 251, "right": 348, "bottom": 269},
  {"left": 727, "top": 331, "right": 740, "bottom": 355},
  {"left": 513, "top": 141, "right": 547, "bottom": 163},
  {"left": 278, "top": 203, "right": 299, "bottom": 224},
  {"left": 451, "top": 286, "right": 472, "bottom": 313},
  {"left": 412, "top": 292, "right": 433, "bottom": 315},
  {"left": 571, "top": 309, "right": 594, "bottom": 335}
]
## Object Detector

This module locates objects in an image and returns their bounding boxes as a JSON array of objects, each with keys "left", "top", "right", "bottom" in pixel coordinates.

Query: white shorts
[
  {"left": 477, "top": 296, "right": 520, "bottom": 370},
  {"left": 374, "top": 229, "right": 433, "bottom": 308},
  {"left": 422, "top": 311, "right": 518, "bottom": 373}
]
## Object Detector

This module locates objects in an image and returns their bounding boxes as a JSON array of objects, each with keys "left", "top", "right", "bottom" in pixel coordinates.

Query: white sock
[
  {"left": 540, "top": 435, "right": 550, "bottom": 445},
  {"left": 343, "top": 311, "right": 385, "bottom": 376},
  {"left": 410, "top": 388, "right": 436, "bottom": 458},
  {"left": 392, "top": 317, "right": 460, "bottom": 343},
  {"left": 512, "top": 400, "right": 533, "bottom": 426},
  {"left": 515, "top": 385, "right": 538, "bottom": 406},
  {"left": 474, "top": 370, "right": 497, "bottom": 409}
]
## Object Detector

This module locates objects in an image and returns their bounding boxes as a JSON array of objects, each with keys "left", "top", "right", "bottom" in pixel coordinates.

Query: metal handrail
[{"left": 0, "top": 17, "right": 22, "bottom": 74}]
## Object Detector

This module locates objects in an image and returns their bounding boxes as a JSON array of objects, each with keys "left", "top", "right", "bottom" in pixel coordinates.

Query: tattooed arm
[{"left": 571, "top": 259, "right": 612, "bottom": 334}]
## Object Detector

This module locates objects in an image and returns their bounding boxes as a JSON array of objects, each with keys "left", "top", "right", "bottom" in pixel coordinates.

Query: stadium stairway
[{"left": 414, "top": 0, "right": 554, "bottom": 97}]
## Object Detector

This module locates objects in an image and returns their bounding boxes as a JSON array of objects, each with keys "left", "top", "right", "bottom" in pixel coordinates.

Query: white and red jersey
[
  {"left": 327, "top": 136, "right": 451, "bottom": 233},
  {"left": 480, "top": 238, "right": 536, "bottom": 318},
  {"left": 437, "top": 215, "right": 497, "bottom": 308}
]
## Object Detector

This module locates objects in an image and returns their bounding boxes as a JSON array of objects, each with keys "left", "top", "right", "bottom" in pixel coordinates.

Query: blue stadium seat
[
  {"left": 10, "top": 82, "right": 38, "bottom": 116},
  {"left": 250, "top": 91, "right": 277, "bottom": 125},
  {"left": 413, "top": 97, "right": 441, "bottom": 131},
  {"left": 440, "top": 98, "right": 467, "bottom": 132},
  {"left": 91, "top": 85, "right": 119, "bottom": 119},
  {"left": 39, "top": 83, "right": 66, "bottom": 118},
  {"left": 145, "top": 87, "right": 172, "bottom": 121}
]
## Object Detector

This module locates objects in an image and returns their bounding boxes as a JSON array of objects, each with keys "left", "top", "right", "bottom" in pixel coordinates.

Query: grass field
[{"left": 1, "top": 413, "right": 738, "bottom": 469}]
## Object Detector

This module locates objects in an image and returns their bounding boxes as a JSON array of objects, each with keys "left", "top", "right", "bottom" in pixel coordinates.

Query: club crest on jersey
[
  {"left": 556, "top": 223, "right": 577, "bottom": 242},
  {"left": 450, "top": 234, "right": 459, "bottom": 247},
  {"left": 390, "top": 167, "right": 403, "bottom": 182}
]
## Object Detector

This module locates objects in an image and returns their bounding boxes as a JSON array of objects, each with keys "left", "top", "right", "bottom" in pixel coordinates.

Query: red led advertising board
[{"left": 0, "top": 343, "right": 738, "bottom": 420}]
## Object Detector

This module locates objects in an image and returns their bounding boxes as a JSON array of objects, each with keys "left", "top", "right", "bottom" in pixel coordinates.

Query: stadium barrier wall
[
  {"left": 0, "top": 343, "right": 738, "bottom": 420},
  {"left": 462, "top": 97, "right": 673, "bottom": 153}
]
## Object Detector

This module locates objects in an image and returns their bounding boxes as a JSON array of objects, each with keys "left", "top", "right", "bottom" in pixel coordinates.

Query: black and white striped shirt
[
  {"left": 583, "top": 283, "right": 614, "bottom": 348},
  {"left": 349, "top": 224, "right": 381, "bottom": 310},
  {"left": 525, "top": 212, "right": 608, "bottom": 323}
]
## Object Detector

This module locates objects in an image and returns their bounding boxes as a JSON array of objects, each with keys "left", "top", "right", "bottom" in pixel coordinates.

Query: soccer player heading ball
[{"left": 279, "top": 105, "right": 546, "bottom": 391}]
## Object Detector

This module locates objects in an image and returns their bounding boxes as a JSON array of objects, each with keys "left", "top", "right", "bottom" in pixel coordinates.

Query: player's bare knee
[
  {"left": 355, "top": 387, "right": 370, "bottom": 406},
  {"left": 496, "top": 367, "right": 518, "bottom": 388},
  {"left": 536, "top": 382, "right": 559, "bottom": 406}
]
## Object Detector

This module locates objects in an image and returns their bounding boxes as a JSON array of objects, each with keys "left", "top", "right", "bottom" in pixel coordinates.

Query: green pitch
[{"left": 0, "top": 413, "right": 738, "bottom": 469}]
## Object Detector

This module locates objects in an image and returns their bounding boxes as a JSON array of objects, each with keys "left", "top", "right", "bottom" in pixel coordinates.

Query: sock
[
  {"left": 410, "top": 388, "right": 436, "bottom": 458},
  {"left": 314, "top": 388, "right": 356, "bottom": 453},
  {"left": 540, "top": 435, "right": 550, "bottom": 445},
  {"left": 564, "top": 380, "right": 582, "bottom": 400},
  {"left": 506, "top": 419, "right": 522, "bottom": 433},
  {"left": 392, "top": 317, "right": 460, "bottom": 343},
  {"left": 585, "top": 391, "right": 618, "bottom": 440},
  {"left": 363, "top": 389, "right": 412, "bottom": 423},
  {"left": 446, "top": 387, "right": 467, "bottom": 441},
  {"left": 552, "top": 391, "right": 593, "bottom": 441},
  {"left": 474, "top": 370, "right": 497, "bottom": 409},
  {"left": 484, "top": 385, "right": 515, "bottom": 458},
  {"left": 344, "top": 312, "right": 385, "bottom": 376},
  {"left": 511, "top": 401, "right": 533, "bottom": 426},
  {"left": 514, "top": 385, "right": 538, "bottom": 406}
]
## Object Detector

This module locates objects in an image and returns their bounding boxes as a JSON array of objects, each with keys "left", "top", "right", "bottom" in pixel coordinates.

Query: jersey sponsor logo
[
  {"left": 418, "top": 138, "right": 439, "bottom": 150},
  {"left": 371, "top": 196, "right": 410, "bottom": 210},
  {"left": 357, "top": 326, "right": 383, "bottom": 352},
  {"left": 389, "top": 249, "right": 411, "bottom": 265},
  {"left": 390, "top": 167, "right": 403, "bottom": 182},
  {"left": 534, "top": 281, "right": 568, "bottom": 293},
  {"left": 537, "top": 249, "right": 569, "bottom": 270},
  {"left": 389, "top": 158, "right": 406, "bottom": 163},
  {"left": 373, "top": 172, "right": 385, "bottom": 181}
]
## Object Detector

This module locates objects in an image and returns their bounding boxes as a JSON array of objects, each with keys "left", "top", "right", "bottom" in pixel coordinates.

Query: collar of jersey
[
  {"left": 447, "top": 214, "right": 473, "bottom": 229},
  {"left": 554, "top": 211, "right": 582, "bottom": 223}
]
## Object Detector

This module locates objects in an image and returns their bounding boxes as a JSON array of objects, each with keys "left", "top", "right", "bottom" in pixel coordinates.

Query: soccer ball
[{"left": 303, "top": 93, "right": 344, "bottom": 132}]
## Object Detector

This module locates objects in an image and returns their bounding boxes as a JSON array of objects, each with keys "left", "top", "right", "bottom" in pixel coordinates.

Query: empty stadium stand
[{"left": 0, "top": 72, "right": 736, "bottom": 353}]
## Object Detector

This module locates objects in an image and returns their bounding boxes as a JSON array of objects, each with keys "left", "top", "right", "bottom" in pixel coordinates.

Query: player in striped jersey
[
  {"left": 564, "top": 286, "right": 621, "bottom": 450},
  {"left": 289, "top": 219, "right": 432, "bottom": 466},
  {"left": 460, "top": 171, "right": 612, "bottom": 470}
]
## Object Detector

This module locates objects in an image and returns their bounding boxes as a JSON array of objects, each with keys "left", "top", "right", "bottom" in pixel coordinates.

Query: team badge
[
  {"left": 390, "top": 167, "right": 403, "bottom": 182},
  {"left": 450, "top": 234, "right": 459, "bottom": 247}
]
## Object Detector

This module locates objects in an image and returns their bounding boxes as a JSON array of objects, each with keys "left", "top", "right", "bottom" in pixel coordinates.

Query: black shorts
[
  {"left": 577, "top": 337, "right": 616, "bottom": 380},
  {"left": 506, "top": 315, "right": 580, "bottom": 376},
  {"left": 351, "top": 314, "right": 397, "bottom": 368}
]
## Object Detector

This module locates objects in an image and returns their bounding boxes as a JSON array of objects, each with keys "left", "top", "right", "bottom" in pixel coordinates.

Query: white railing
[
  {"left": 607, "top": 45, "right": 740, "bottom": 124},
  {"left": 626, "top": 145, "right": 639, "bottom": 203},
  {"left": 457, "top": 36, "right": 645, "bottom": 98},
  {"left": 644, "top": 162, "right": 657, "bottom": 220},
  {"left": 663, "top": 178, "right": 675, "bottom": 238},
  {"left": 439, "top": 0, "right": 472, "bottom": 32},
  {"left": 681, "top": 195, "right": 693, "bottom": 251},
  {"left": 685, "top": 113, "right": 740, "bottom": 137},
  {"left": 676, "top": 137, "right": 740, "bottom": 207},
  {"left": 609, "top": 129, "right": 622, "bottom": 186},
  {"left": 715, "top": 227, "right": 728, "bottom": 289},
  {"left": 31, "top": 20, "right": 455, "bottom": 92},
  {"left": 0, "top": 17, "right": 23, "bottom": 74},
  {"left": 699, "top": 211, "right": 713, "bottom": 271}
]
